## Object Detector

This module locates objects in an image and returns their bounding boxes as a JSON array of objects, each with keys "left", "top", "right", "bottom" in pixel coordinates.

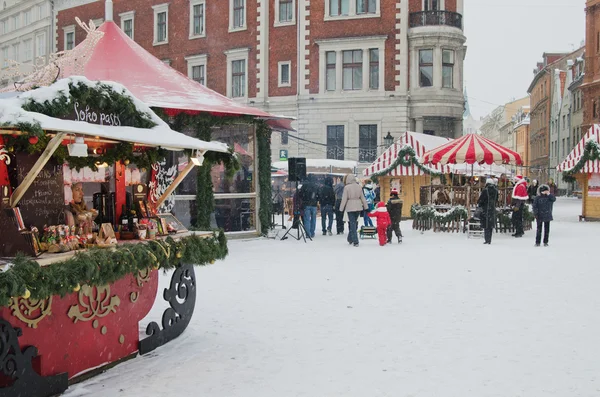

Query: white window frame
[
  {"left": 278, "top": 61, "right": 292, "bottom": 87},
  {"left": 229, "top": 0, "right": 247, "bottom": 32},
  {"left": 0, "top": 20, "right": 5, "bottom": 35},
  {"left": 35, "top": 32, "right": 46, "bottom": 58},
  {"left": 11, "top": 43, "right": 19, "bottom": 63},
  {"left": 186, "top": 54, "right": 207, "bottom": 85},
  {"left": 316, "top": 35, "right": 386, "bottom": 95},
  {"left": 92, "top": 18, "right": 104, "bottom": 28},
  {"left": 324, "top": 0, "right": 380, "bottom": 21},
  {"left": 1, "top": 47, "right": 8, "bottom": 68},
  {"left": 23, "top": 39, "right": 32, "bottom": 62},
  {"left": 12, "top": 14, "right": 20, "bottom": 30},
  {"left": 153, "top": 3, "right": 169, "bottom": 46},
  {"left": 189, "top": 0, "right": 206, "bottom": 39},
  {"left": 422, "top": 0, "right": 445, "bottom": 11},
  {"left": 274, "top": 0, "right": 296, "bottom": 27},
  {"left": 225, "top": 48, "right": 250, "bottom": 99},
  {"left": 63, "top": 25, "right": 75, "bottom": 51},
  {"left": 37, "top": 3, "right": 46, "bottom": 19},
  {"left": 23, "top": 9, "right": 31, "bottom": 26},
  {"left": 119, "top": 11, "right": 135, "bottom": 39}
]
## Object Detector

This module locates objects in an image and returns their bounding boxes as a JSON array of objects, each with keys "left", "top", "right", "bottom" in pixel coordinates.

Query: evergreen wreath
[
  {"left": 369, "top": 144, "right": 443, "bottom": 183},
  {"left": 561, "top": 140, "right": 600, "bottom": 183},
  {"left": 0, "top": 231, "right": 228, "bottom": 308}
]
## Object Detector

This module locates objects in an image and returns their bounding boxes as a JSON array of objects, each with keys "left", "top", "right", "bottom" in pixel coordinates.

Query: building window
[
  {"left": 1, "top": 47, "right": 8, "bottom": 68},
  {"left": 369, "top": 48, "right": 379, "bottom": 90},
  {"left": 232, "top": 60, "right": 246, "bottom": 97},
  {"left": 190, "top": 0, "right": 205, "bottom": 38},
  {"left": 0, "top": 20, "right": 5, "bottom": 35},
  {"left": 24, "top": 9, "right": 31, "bottom": 25},
  {"left": 356, "top": 0, "right": 376, "bottom": 14},
  {"left": 330, "top": 0, "right": 350, "bottom": 16},
  {"left": 35, "top": 33, "right": 46, "bottom": 57},
  {"left": 419, "top": 49, "right": 433, "bottom": 87},
  {"left": 37, "top": 4, "right": 46, "bottom": 19},
  {"left": 281, "top": 131, "right": 289, "bottom": 145},
  {"left": 12, "top": 14, "right": 19, "bottom": 30},
  {"left": 65, "top": 32, "right": 75, "bottom": 50},
  {"left": 278, "top": 61, "right": 291, "bottom": 87},
  {"left": 442, "top": 49, "right": 454, "bottom": 88},
  {"left": 359, "top": 124, "right": 377, "bottom": 162},
  {"left": 327, "top": 126, "right": 345, "bottom": 160},
  {"left": 230, "top": 0, "right": 246, "bottom": 31},
  {"left": 424, "top": 0, "right": 441, "bottom": 11},
  {"left": 120, "top": 11, "right": 135, "bottom": 39},
  {"left": 23, "top": 39, "right": 32, "bottom": 61},
  {"left": 153, "top": 3, "right": 169, "bottom": 45},
  {"left": 11, "top": 43, "right": 18, "bottom": 63},
  {"left": 186, "top": 53, "right": 207, "bottom": 85},
  {"left": 343, "top": 49, "right": 362, "bottom": 90},
  {"left": 278, "top": 0, "right": 294, "bottom": 23},
  {"left": 326, "top": 51, "right": 336, "bottom": 91}
]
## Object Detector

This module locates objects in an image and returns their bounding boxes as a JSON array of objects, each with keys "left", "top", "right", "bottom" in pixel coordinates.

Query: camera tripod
[{"left": 280, "top": 181, "right": 312, "bottom": 242}]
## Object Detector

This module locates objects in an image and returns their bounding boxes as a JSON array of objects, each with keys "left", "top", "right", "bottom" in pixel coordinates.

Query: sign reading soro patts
[{"left": 67, "top": 101, "right": 122, "bottom": 126}]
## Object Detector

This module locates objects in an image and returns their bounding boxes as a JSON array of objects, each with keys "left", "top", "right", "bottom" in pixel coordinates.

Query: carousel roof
[
  {"left": 557, "top": 124, "right": 600, "bottom": 173},
  {"left": 420, "top": 133, "right": 523, "bottom": 165},
  {"left": 364, "top": 132, "right": 453, "bottom": 177},
  {"left": 0, "top": 77, "right": 229, "bottom": 153}
]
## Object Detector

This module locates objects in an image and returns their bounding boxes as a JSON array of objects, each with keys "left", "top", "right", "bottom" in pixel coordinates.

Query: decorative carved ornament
[
  {"left": 9, "top": 297, "right": 53, "bottom": 329},
  {"left": 130, "top": 268, "right": 152, "bottom": 303},
  {"left": 0, "top": 147, "right": 10, "bottom": 165},
  {"left": 67, "top": 285, "right": 120, "bottom": 323}
]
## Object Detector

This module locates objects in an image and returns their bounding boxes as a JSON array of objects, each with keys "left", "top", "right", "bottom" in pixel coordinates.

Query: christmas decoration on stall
[
  {"left": 561, "top": 139, "right": 600, "bottom": 183},
  {"left": 410, "top": 204, "right": 468, "bottom": 223},
  {"left": 369, "top": 144, "right": 444, "bottom": 183},
  {"left": 0, "top": 231, "right": 228, "bottom": 308}
]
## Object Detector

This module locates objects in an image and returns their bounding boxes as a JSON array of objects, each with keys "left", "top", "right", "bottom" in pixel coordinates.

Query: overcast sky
[{"left": 463, "top": 0, "right": 586, "bottom": 119}]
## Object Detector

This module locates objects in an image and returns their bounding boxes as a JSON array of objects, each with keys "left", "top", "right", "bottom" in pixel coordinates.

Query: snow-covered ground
[{"left": 64, "top": 198, "right": 600, "bottom": 397}]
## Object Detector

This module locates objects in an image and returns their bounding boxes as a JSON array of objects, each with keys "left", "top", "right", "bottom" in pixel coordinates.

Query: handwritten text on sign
[{"left": 73, "top": 101, "right": 122, "bottom": 126}]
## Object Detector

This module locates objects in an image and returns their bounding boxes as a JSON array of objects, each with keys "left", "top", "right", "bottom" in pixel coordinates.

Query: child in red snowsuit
[{"left": 369, "top": 202, "right": 391, "bottom": 246}]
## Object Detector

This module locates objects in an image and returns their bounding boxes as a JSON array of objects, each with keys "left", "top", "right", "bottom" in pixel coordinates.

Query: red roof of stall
[{"left": 58, "top": 21, "right": 293, "bottom": 128}]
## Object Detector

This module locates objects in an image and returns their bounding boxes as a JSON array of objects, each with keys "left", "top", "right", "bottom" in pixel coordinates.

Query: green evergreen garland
[
  {"left": 370, "top": 144, "right": 443, "bottom": 183},
  {"left": 256, "top": 121, "right": 273, "bottom": 235},
  {"left": 0, "top": 231, "right": 228, "bottom": 308},
  {"left": 562, "top": 140, "right": 600, "bottom": 183},
  {"left": 410, "top": 204, "right": 468, "bottom": 223}
]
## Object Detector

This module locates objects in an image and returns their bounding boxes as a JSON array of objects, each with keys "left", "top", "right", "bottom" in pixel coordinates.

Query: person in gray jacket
[
  {"left": 334, "top": 177, "right": 346, "bottom": 235},
  {"left": 339, "top": 174, "right": 368, "bottom": 247}
]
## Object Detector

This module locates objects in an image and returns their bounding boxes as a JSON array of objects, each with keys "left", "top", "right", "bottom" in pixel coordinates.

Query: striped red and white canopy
[
  {"left": 557, "top": 124, "right": 600, "bottom": 173},
  {"left": 363, "top": 132, "right": 452, "bottom": 177},
  {"left": 420, "top": 133, "right": 523, "bottom": 165}
]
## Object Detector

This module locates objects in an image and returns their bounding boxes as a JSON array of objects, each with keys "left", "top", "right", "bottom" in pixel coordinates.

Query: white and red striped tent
[
  {"left": 557, "top": 124, "right": 600, "bottom": 173},
  {"left": 363, "top": 132, "right": 453, "bottom": 177},
  {"left": 420, "top": 133, "right": 523, "bottom": 165}
]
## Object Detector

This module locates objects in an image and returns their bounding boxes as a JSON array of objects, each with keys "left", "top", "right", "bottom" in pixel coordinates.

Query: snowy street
[{"left": 65, "top": 198, "right": 600, "bottom": 397}]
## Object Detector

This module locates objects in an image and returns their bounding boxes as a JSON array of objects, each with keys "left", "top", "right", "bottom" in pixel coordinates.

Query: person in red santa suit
[
  {"left": 511, "top": 175, "right": 529, "bottom": 237},
  {"left": 368, "top": 201, "right": 392, "bottom": 246}
]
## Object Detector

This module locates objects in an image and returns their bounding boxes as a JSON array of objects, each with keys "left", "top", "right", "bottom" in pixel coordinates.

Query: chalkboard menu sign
[{"left": 15, "top": 154, "right": 64, "bottom": 230}]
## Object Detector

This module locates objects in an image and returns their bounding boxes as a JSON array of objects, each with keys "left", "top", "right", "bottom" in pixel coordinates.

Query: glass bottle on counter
[{"left": 120, "top": 205, "right": 129, "bottom": 232}]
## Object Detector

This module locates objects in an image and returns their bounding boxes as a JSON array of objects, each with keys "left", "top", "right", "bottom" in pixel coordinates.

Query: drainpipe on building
[{"left": 48, "top": 0, "right": 54, "bottom": 65}]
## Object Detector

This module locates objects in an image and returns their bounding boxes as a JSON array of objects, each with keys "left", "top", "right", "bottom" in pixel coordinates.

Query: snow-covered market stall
[
  {"left": 3, "top": 10, "right": 294, "bottom": 236},
  {"left": 558, "top": 124, "right": 600, "bottom": 221},
  {"left": 0, "top": 77, "right": 231, "bottom": 396}
]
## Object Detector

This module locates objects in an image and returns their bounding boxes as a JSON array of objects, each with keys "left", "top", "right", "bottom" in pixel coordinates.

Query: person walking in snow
[
  {"left": 478, "top": 178, "right": 498, "bottom": 245},
  {"left": 319, "top": 177, "right": 336, "bottom": 236},
  {"left": 362, "top": 181, "right": 375, "bottom": 227},
  {"left": 386, "top": 188, "right": 403, "bottom": 243},
  {"left": 532, "top": 184, "right": 556, "bottom": 247},
  {"left": 340, "top": 174, "right": 368, "bottom": 247},
  {"left": 300, "top": 174, "right": 319, "bottom": 238},
  {"left": 511, "top": 175, "right": 528, "bottom": 238},
  {"left": 334, "top": 176, "right": 346, "bottom": 235},
  {"left": 369, "top": 201, "right": 392, "bottom": 246},
  {"left": 528, "top": 179, "right": 539, "bottom": 204}
]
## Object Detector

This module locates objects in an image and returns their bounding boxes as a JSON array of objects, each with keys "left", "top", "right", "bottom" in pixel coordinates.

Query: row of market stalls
[{"left": 0, "top": 5, "right": 294, "bottom": 396}]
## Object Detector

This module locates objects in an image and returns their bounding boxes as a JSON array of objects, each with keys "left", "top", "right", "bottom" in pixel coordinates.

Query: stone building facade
[
  {"left": 583, "top": 1, "right": 600, "bottom": 131},
  {"left": 0, "top": 0, "right": 53, "bottom": 88},
  {"left": 55, "top": 0, "right": 466, "bottom": 168}
]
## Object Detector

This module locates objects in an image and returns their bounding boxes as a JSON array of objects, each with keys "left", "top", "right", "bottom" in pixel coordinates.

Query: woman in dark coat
[
  {"left": 477, "top": 178, "right": 498, "bottom": 245},
  {"left": 532, "top": 184, "right": 556, "bottom": 247}
]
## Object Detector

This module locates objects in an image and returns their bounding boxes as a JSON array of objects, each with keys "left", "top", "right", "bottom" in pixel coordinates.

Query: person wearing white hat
[{"left": 477, "top": 178, "right": 498, "bottom": 244}]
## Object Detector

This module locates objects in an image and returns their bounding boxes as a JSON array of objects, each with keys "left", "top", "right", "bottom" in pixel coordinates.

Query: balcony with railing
[{"left": 409, "top": 11, "right": 463, "bottom": 30}]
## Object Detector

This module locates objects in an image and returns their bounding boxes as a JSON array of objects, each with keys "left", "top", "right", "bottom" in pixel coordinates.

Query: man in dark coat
[
  {"left": 478, "top": 178, "right": 498, "bottom": 245},
  {"left": 532, "top": 184, "right": 556, "bottom": 247},
  {"left": 319, "top": 177, "right": 336, "bottom": 235},
  {"left": 386, "top": 188, "right": 403, "bottom": 243},
  {"left": 334, "top": 177, "right": 345, "bottom": 234},
  {"left": 300, "top": 174, "right": 319, "bottom": 238}
]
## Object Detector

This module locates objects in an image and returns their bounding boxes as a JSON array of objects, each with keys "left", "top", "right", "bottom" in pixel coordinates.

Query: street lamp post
[{"left": 384, "top": 131, "right": 394, "bottom": 148}]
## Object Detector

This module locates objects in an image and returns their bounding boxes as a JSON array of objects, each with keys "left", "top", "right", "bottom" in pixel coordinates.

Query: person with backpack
[
  {"left": 532, "top": 184, "right": 556, "bottom": 247},
  {"left": 319, "top": 177, "right": 336, "bottom": 236},
  {"left": 386, "top": 188, "right": 403, "bottom": 243},
  {"left": 362, "top": 181, "right": 375, "bottom": 227}
]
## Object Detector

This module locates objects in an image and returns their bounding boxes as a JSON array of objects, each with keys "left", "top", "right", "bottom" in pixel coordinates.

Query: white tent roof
[
  {"left": 0, "top": 77, "right": 228, "bottom": 153},
  {"left": 557, "top": 124, "right": 600, "bottom": 173}
]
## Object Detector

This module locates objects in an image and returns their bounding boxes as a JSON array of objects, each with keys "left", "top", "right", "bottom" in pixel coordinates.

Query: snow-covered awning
[
  {"left": 0, "top": 77, "right": 228, "bottom": 153},
  {"left": 557, "top": 124, "right": 600, "bottom": 173}
]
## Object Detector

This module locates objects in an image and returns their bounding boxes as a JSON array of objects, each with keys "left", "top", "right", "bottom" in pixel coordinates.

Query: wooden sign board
[{"left": 157, "top": 213, "right": 187, "bottom": 234}]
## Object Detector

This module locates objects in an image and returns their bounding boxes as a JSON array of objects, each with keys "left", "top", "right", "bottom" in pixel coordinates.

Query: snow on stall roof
[
  {"left": 0, "top": 77, "right": 228, "bottom": 152},
  {"left": 405, "top": 131, "right": 453, "bottom": 149},
  {"left": 272, "top": 159, "right": 358, "bottom": 170}
]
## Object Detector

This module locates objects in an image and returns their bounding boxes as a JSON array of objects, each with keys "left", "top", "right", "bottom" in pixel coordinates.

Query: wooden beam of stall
[
  {"left": 155, "top": 153, "right": 206, "bottom": 209},
  {"left": 10, "top": 132, "right": 66, "bottom": 207}
]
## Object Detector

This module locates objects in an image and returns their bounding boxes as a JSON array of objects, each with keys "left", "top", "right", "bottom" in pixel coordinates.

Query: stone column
[
  {"left": 454, "top": 119, "right": 463, "bottom": 138},
  {"left": 416, "top": 118, "right": 424, "bottom": 133}
]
